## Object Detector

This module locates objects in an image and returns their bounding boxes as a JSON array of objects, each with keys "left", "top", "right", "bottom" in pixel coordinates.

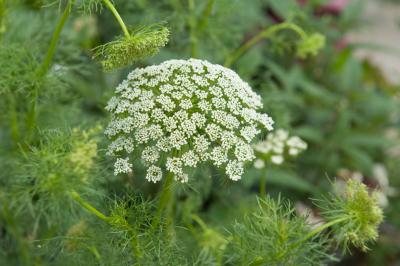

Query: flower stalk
[
  {"left": 70, "top": 191, "right": 109, "bottom": 222},
  {"left": 153, "top": 171, "right": 175, "bottom": 230},
  {"left": 224, "top": 22, "right": 307, "bottom": 67},
  {"left": 297, "top": 216, "right": 349, "bottom": 246},
  {"left": 102, "top": 0, "right": 130, "bottom": 38},
  {"left": 187, "top": 0, "right": 215, "bottom": 57},
  {"left": 37, "top": 0, "right": 75, "bottom": 78}
]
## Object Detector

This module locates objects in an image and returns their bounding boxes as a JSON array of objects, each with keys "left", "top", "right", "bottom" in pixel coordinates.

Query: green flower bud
[
  {"left": 296, "top": 33, "right": 325, "bottom": 59},
  {"left": 319, "top": 179, "right": 384, "bottom": 252},
  {"left": 93, "top": 24, "right": 169, "bottom": 71}
]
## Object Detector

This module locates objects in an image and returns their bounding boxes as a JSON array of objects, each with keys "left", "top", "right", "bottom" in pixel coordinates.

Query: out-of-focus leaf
[
  {"left": 342, "top": 146, "right": 373, "bottom": 174},
  {"left": 344, "top": 132, "right": 390, "bottom": 149},
  {"left": 266, "top": 169, "right": 315, "bottom": 193},
  {"left": 294, "top": 126, "right": 324, "bottom": 143}
]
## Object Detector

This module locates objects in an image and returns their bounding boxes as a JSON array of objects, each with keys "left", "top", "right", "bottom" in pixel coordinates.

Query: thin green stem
[
  {"left": 103, "top": 0, "right": 130, "bottom": 38},
  {"left": 197, "top": 0, "right": 215, "bottom": 32},
  {"left": 297, "top": 216, "right": 349, "bottom": 246},
  {"left": 37, "top": 1, "right": 75, "bottom": 78},
  {"left": 187, "top": 0, "right": 214, "bottom": 57},
  {"left": 191, "top": 214, "right": 208, "bottom": 231},
  {"left": 85, "top": 245, "right": 102, "bottom": 262},
  {"left": 25, "top": 87, "right": 38, "bottom": 144},
  {"left": 70, "top": 191, "right": 109, "bottom": 222},
  {"left": 191, "top": 214, "right": 224, "bottom": 266},
  {"left": 188, "top": 0, "right": 198, "bottom": 57},
  {"left": 7, "top": 95, "right": 20, "bottom": 145},
  {"left": 224, "top": 22, "right": 307, "bottom": 67}
]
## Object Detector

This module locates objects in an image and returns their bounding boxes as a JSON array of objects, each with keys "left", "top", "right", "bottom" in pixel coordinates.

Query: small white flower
[
  {"left": 141, "top": 146, "right": 160, "bottom": 164},
  {"left": 166, "top": 157, "right": 183, "bottom": 174},
  {"left": 182, "top": 151, "right": 200, "bottom": 167},
  {"left": 180, "top": 99, "right": 193, "bottom": 109},
  {"left": 289, "top": 148, "right": 300, "bottom": 156},
  {"left": 107, "top": 136, "right": 134, "bottom": 156},
  {"left": 211, "top": 147, "right": 228, "bottom": 167},
  {"left": 146, "top": 165, "right": 163, "bottom": 183},
  {"left": 114, "top": 158, "right": 132, "bottom": 175},
  {"left": 234, "top": 142, "right": 255, "bottom": 162},
  {"left": 254, "top": 159, "right": 265, "bottom": 169},
  {"left": 226, "top": 160, "right": 244, "bottom": 181},
  {"left": 271, "top": 155, "right": 284, "bottom": 165}
]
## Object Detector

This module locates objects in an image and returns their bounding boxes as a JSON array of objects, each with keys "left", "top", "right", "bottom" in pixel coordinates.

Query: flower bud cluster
[{"left": 93, "top": 24, "right": 169, "bottom": 71}]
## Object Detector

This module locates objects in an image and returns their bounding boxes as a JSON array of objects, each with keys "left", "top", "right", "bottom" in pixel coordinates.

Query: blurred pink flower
[
  {"left": 297, "top": 0, "right": 350, "bottom": 15},
  {"left": 319, "top": 0, "right": 349, "bottom": 15}
]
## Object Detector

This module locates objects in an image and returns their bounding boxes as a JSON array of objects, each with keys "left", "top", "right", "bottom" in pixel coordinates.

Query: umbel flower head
[
  {"left": 93, "top": 24, "right": 169, "bottom": 71},
  {"left": 317, "top": 179, "right": 384, "bottom": 252},
  {"left": 253, "top": 129, "right": 307, "bottom": 167},
  {"left": 105, "top": 59, "right": 274, "bottom": 183}
]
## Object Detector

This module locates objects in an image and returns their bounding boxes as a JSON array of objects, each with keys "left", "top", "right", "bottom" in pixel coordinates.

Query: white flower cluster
[
  {"left": 253, "top": 129, "right": 307, "bottom": 168},
  {"left": 105, "top": 58, "right": 274, "bottom": 182}
]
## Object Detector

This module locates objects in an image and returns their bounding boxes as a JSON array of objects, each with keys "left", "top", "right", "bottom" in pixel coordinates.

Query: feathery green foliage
[
  {"left": 0, "top": 45, "right": 39, "bottom": 96},
  {"left": 69, "top": 193, "right": 194, "bottom": 266},
  {"left": 228, "top": 196, "right": 330, "bottom": 266},
  {"left": 7, "top": 127, "right": 102, "bottom": 224}
]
